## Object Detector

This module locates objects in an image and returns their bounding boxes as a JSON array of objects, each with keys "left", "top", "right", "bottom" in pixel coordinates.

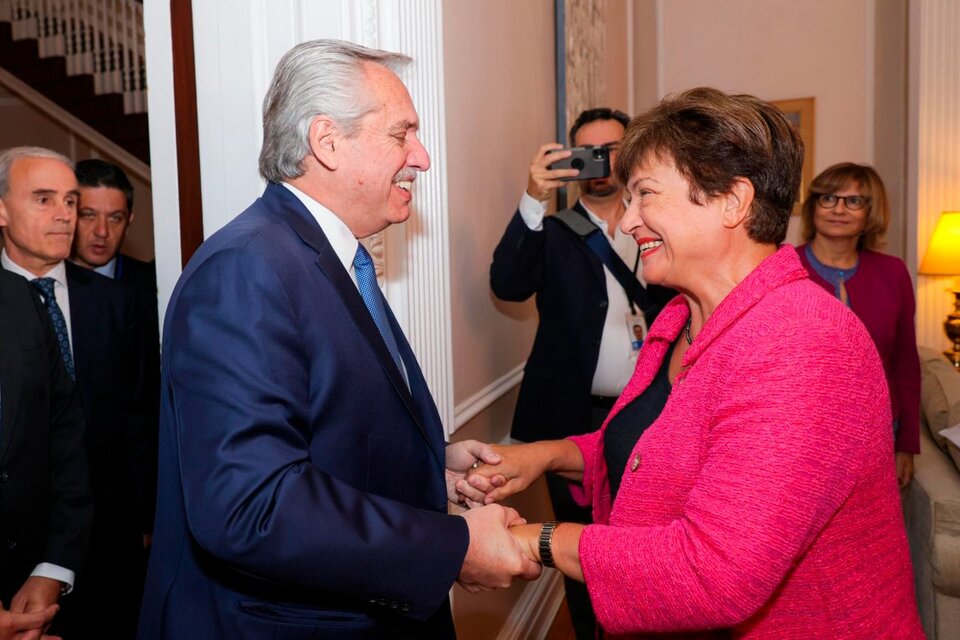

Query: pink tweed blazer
[{"left": 569, "top": 246, "right": 923, "bottom": 639}]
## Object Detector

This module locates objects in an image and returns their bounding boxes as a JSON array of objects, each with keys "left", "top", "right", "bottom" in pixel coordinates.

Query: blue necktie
[
  {"left": 30, "top": 277, "right": 76, "bottom": 380},
  {"left": 353, "top": 244, "right": 407, "bottom": 385}
]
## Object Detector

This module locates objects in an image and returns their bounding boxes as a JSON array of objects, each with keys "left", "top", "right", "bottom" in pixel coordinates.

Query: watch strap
[{"left": 539, "top": 520, "right": 560, "bottom": 568}]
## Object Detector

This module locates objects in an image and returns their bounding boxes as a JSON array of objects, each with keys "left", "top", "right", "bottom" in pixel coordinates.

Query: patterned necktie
[
  {"left": 353, "top": 244, "right": 407, "bottom": 386},
  {"left": 30, "top": 277, "right": 76, "bottom": 380}
]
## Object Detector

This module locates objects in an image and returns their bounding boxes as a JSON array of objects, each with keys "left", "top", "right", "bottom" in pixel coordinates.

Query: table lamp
[{"left": 920, "top": 211, "right": 960, "bottom": 369}]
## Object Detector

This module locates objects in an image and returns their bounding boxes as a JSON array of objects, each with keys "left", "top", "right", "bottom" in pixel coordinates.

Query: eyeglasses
[{"left": 816, "top": 193, "right": 870, "bottom": 211}]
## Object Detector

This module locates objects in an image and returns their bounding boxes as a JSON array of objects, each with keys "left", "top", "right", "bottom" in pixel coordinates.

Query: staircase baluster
[
  {"left": 64, "top": 0, "right": 71, "bottom": 73},
  {"left": 91, "top": 0, "right": 100, "bottom": 94},
  {"left": 109, "top": 0, "right": 117, "bottom": 94},
  {"left": 39, "top": 0, "right": 48, "bottom": 57},
  {"left": 83, "top": 0, "right": 93, "bottom": 75},
  {"left": 51, "top": 0, "right": 62, "bottom": 58},
  {"left": 120, "top": 0, "right": 127, "bottom": 102},
  {"left": 131, "top": 0, "right": 143, "bottom": 112}
]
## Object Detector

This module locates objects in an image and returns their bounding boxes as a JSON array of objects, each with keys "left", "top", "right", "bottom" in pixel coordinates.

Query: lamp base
[{"left": 945, "top": 290, "right": 960, "bottom": 371}]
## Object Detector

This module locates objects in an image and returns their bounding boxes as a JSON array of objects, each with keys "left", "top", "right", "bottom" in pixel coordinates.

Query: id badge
[{"left": 626, "top": 311, "right": 647, "bottom": 352}]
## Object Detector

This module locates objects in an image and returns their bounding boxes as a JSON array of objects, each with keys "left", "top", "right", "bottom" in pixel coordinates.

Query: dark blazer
[
  {"left": 491, "top": 203, "right": 674, "bottom": 442},
  {"left": 115, "top": 254, "right": 160, "bottom": 369},
  {"left": 114, "top": 254, "right": 161, "bottom": 469},
  {"left": 0, "top": 269, "right": 93, "bottom": 604},
  {"left": 65, "top": 262, "right": 156, "bottom": 638},
  {"left": 140, "top": 183, "right": 469, "bottom": 640},
  {"left": 67, "top": 262, "right": 156, "bottom": 535}
]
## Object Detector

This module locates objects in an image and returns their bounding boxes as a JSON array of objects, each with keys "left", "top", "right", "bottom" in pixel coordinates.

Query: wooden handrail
[{"left": 0, "top": 65, "right": 150, "bottom": 182}]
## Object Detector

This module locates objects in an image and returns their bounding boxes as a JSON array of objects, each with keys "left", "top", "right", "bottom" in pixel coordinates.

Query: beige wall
[
  {"left": 444, "top": 1, "right": 553, "bottom": 407},
  {"left": 660, "top": 0, "right": 871, "bottom": 171},
  {"left": 873, "top": 0, "right": 909, "bottom": 259},
  {"left": 443, "top": 1, "right": 558, "bottom": 635},
  {"left": 631, "top": 0, "right": 659, "bottom": 114},
  {"left": 604, "top": 0, "right": 631, "bottom": 114},
  {"left": 646, "top": 0, "right": 907, "bottom": 255},
  {"left": 0, "top": 88, "right": 156, "bottom": 261}
]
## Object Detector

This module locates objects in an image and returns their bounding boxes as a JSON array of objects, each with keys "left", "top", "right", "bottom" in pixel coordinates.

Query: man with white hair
[{"left": 140, "top": 39, "right": 540, "bottom": 639}]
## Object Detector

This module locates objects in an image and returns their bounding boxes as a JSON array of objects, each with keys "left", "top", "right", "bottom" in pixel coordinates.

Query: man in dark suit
[
  {"left": 71, "top": 157, "right": 161, "bottom": 551},
  {"left": 0, "top": 146, "right": 154, "bottom": 639},
  {"left": 71, "top": 158, "right": 161, "bottom": 386},
  {"left": 140, "top": 39, "right": 539, "bottom": 640},
  {"left": 0, "top": 157, "right": 93, "bottom": 636},
  {"left": 490, "top": 109, "right": 674, "bottom": 639}
]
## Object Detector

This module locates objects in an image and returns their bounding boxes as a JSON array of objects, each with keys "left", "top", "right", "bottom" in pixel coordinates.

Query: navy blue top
[
  {"left": 604, "top": 340, "right": 676, "bottom": 498},
  {"left": 804, "top": 244, "right": 858, "bottom": 305}
]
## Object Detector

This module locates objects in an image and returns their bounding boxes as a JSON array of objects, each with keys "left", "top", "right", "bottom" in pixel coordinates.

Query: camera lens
[
  {"left": 592, "top": 148, "right": 607, "bottom": 160},
  {"left": 571, "top": 158, "right": 585, "bottom": 170}
]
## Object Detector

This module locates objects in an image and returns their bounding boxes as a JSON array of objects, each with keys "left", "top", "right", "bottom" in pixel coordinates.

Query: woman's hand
[
  {"left": 896, "top": 452, "right": 914, "bottom": 489},
  {"left": 464, "top": 440, "right": 584, "bottom": 504},
  {"left": 509, "top": 522, "right": 586, "bottom": 582}
]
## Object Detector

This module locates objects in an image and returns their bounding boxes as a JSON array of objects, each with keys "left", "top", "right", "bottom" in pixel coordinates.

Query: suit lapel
[{"left": 261, "top": 184, "right": 439, "bottom": 459}]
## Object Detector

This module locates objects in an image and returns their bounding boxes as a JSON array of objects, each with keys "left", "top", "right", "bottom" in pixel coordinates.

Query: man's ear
[
  {"left": 721, "top": 177, "right": 755, "bottom": 229},
  {"left": 0, "top": 198, "right": 8, "bottom": 229},
  {"left": 308, "top": 116, "right": 339, "bottom": 171}
]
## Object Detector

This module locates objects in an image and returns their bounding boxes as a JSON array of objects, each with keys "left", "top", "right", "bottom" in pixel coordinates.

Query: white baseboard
[
  {"left": 496, "top": 569, "right": 565, "bottom": 640},
  {"left": 451, "top": 363, "right": 525, "bottom": 433}
]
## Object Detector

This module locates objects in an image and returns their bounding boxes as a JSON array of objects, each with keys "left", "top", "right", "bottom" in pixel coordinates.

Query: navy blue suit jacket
[
  {"left": 140, "top": 183, "right": 469, "bottom": 640},
  {"left": 490, "top": 203, "right": 674, "bottom": 442}
]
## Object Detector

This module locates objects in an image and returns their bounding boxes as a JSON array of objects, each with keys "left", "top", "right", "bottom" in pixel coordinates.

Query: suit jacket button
[
  {"left": 3, "top": 539, "right": 16, "bottom": 549},
  {"left": 0, "top": 473, "right": 8, "bottom": 483},
  {"left": 630, "top": 454, "right": 641, "bottom": 471},
  {"left": 599, "top": 300, "right": 608, "bottom": 309},
  {"left": 400, "top": 603, "right": 411, "bottom": 612}
]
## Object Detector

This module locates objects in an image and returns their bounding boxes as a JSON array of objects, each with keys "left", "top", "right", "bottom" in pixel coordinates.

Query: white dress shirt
[
  {"left": 518, "top": 193, "right": 645, "bottom": 397},
  {"left": 282, "top": 182, "right": 409, "bottom": 383}
]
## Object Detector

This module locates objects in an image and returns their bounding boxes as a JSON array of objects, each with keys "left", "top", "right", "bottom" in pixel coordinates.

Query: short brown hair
[
  {"left": 615, "top": 87, "right": 804, "bottom": 245},
  {"left": 800, "top": 163, "right": 889, "bottom": 251}
]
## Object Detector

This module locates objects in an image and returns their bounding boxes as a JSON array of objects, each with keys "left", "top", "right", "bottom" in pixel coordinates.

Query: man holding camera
[{"left": 490, "top": 107, "right": 673, "bottom": 639}]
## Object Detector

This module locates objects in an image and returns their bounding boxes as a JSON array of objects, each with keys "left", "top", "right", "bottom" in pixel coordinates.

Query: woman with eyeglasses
[{"left": 797, "top": 163, "right": 921, "bottom": 488}]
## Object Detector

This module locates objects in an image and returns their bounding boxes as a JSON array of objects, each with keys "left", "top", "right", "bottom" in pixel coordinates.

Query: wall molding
[
  {"left": 453, "top": 363, "right": 524, "bottom": 433},
  {"left": 495, "top": 569, "right": 564, "bottom": 640},
  {"left": 378, "top": 0, "right": 456, "bottom": 434}
]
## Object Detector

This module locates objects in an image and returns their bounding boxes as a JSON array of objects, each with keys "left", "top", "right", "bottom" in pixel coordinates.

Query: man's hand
[
  {"left": 446, "top": 440, "right": 504, "bottom": 508},
  {"left": 9, "top": 578, "right": 61, "bottom": 615},
  {"left": 457, "top": 505, "right": 542, "bottom": 593},
  {"left": 0, "top": 601, "right": 60, "bottom": 640},
  {"left": 526, "top": 144, "right": 579, "bottom": 202}
]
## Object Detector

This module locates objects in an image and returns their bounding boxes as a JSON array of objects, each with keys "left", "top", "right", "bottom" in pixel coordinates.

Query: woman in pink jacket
[{"left": 465, "top": 88, "right": 923, "bottom": 638}]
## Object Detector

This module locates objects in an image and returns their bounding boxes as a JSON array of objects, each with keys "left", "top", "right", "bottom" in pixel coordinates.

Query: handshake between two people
[{"left": 445, "top": 439, "right": 586, "bottom": 593}]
